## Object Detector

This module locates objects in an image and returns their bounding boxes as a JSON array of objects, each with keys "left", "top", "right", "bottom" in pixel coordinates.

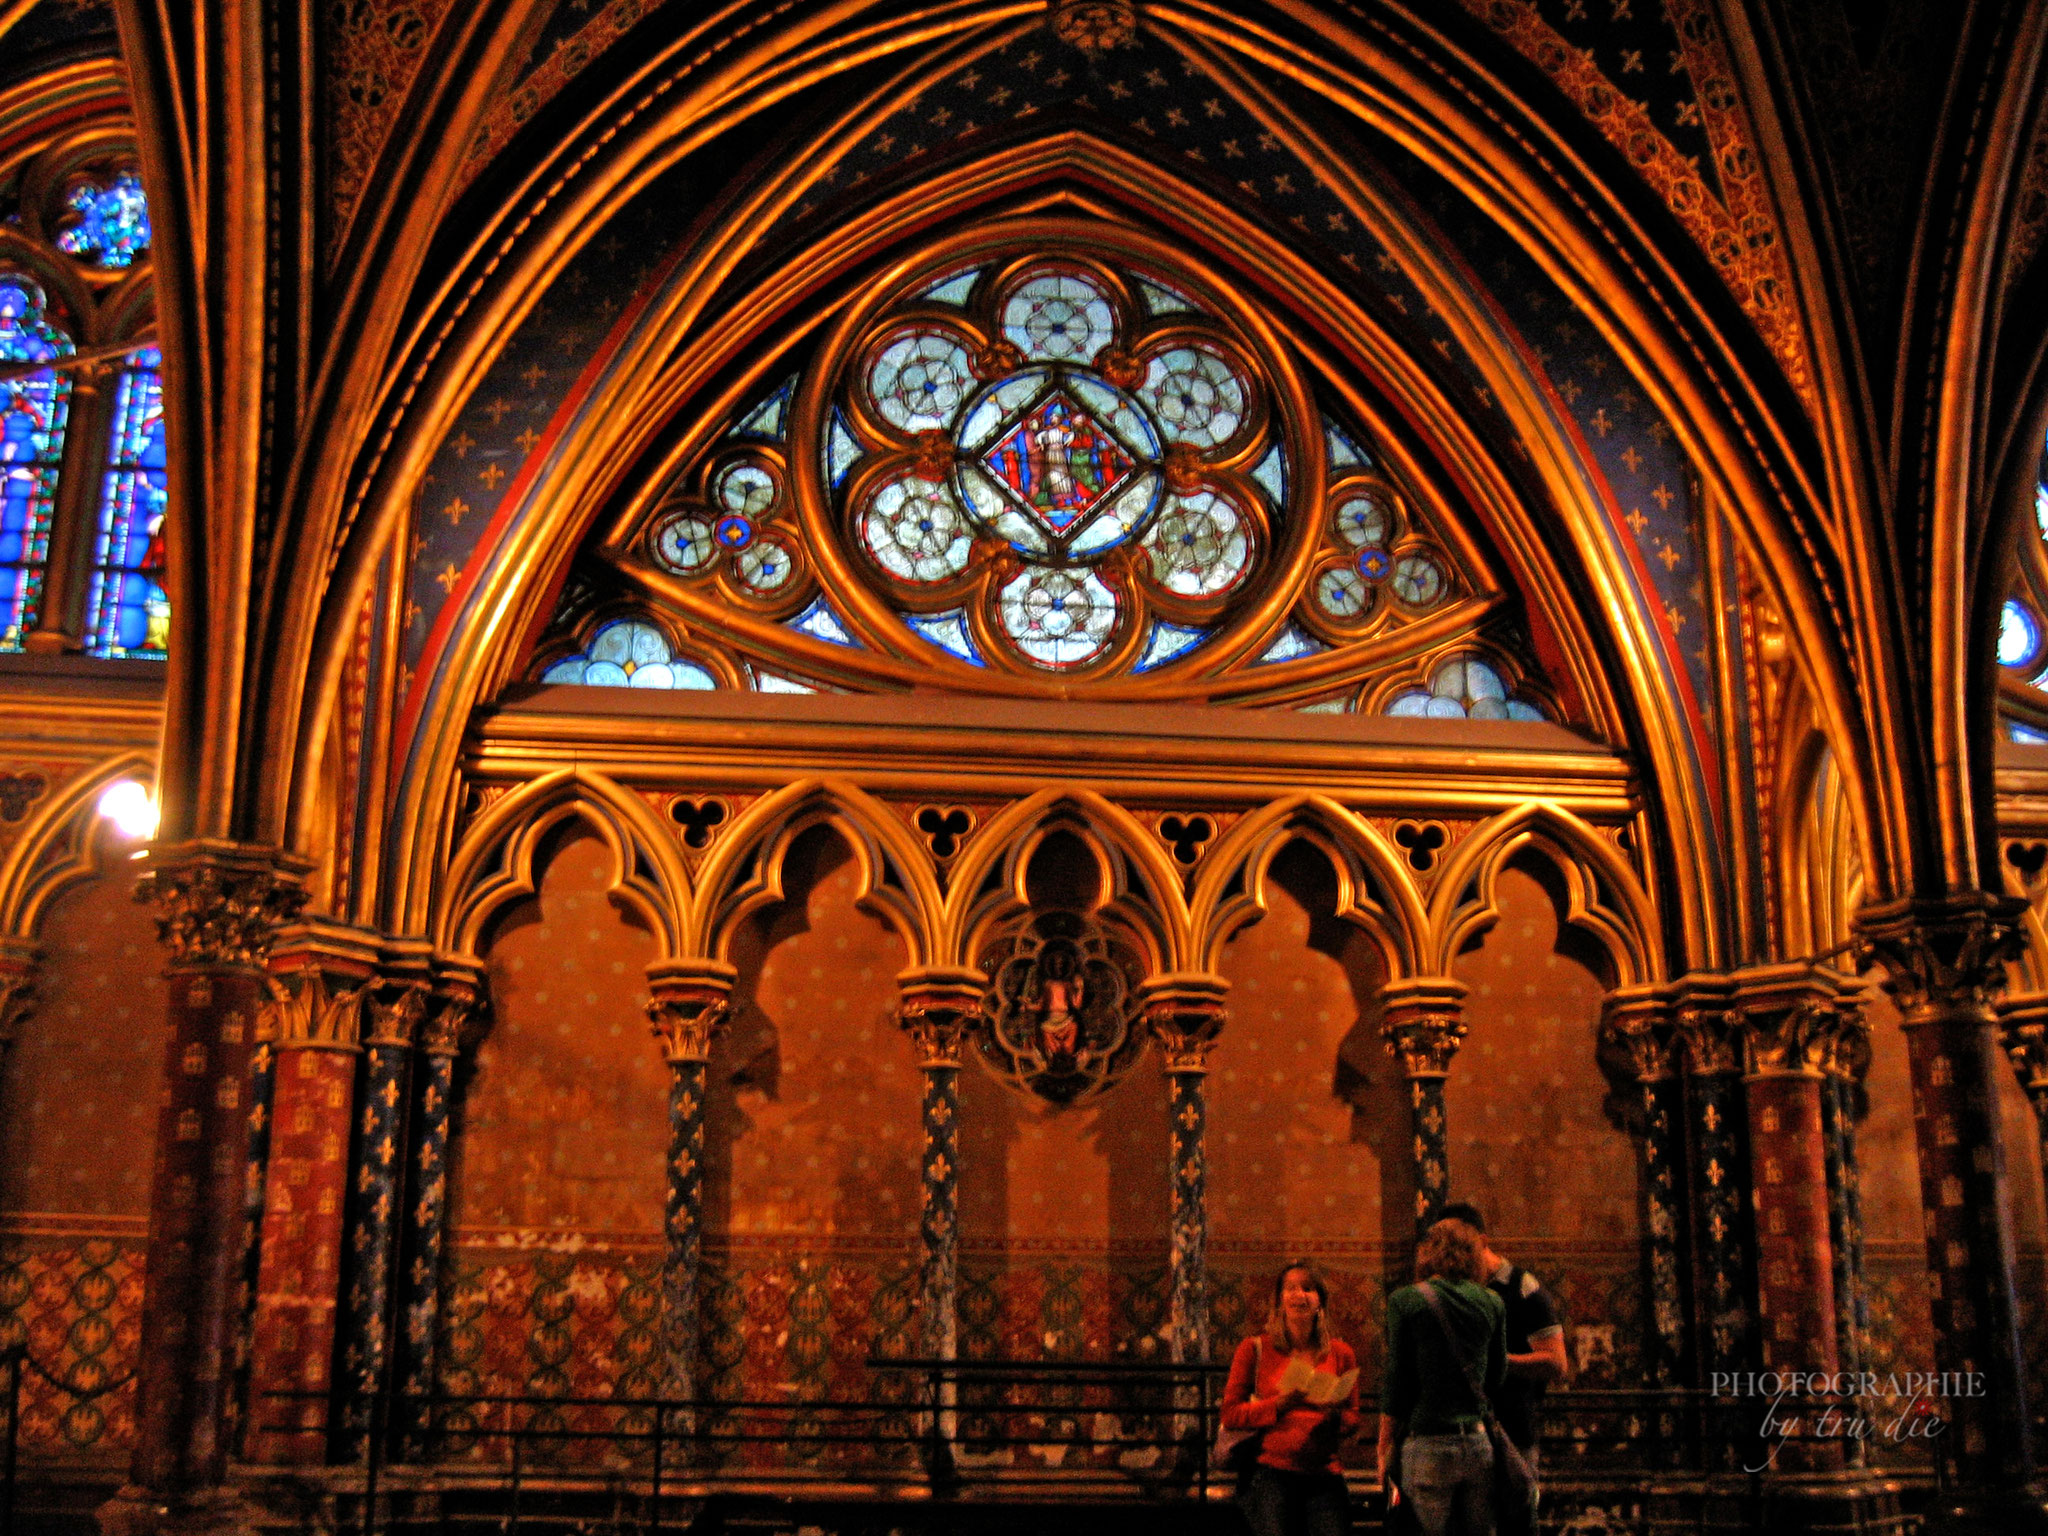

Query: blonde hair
[
  {"left": 1415, "top": 1218, "right": 1487, "bottom": 1284},
  {"left": 1261, "top": 1260, "right": 1339, "bottom": 1352}
]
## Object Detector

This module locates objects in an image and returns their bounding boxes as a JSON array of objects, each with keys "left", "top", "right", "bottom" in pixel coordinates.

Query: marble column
[
  {"left": 1859, "top": 897, "right": 2048, "bottom": 1533},
  {"left": 1819, "top": 998, "right": 1874, "bottom": 1387},
  {"left": 122, "top": 843, "right": 309, "bottom": 1511},
  {"left": 1672, "top": 989, "right": 1755, "bottom": 1390},
  {"left": 1141, "top": 973, "right": 1229, "bottom": 1365},
  {"left": 646, "top": 959, "right": 736, "bottom": 1403},
  {"left": 1599, "top": 987, "right": 1687, "bottom": 1391},
  {"left": 895, "top": 967, "right": 986, "bottom": 1363},
  {"left": 243, "top": 962, "right": 368, "bottom": 1463},
  {"left": 1729, "top": 967, "right": 1858, "bottom": 1473},
  {"left": 1379, "top": 977, "right": 1468, "bottom": 1235},
  {"left": 337, "top": 978, "right": 427, "bottom": 1459},
  {"left": 395, "top": 962, "right": 479, "bottom": 1456}
]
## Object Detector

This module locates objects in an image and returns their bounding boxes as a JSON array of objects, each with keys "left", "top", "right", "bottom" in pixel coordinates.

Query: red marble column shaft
[
  {"left": 244, "top": 1042, "right": 357, "bottom": 1462},
  {"left": 131, "top": 968, "right": 266, "bottom": 1490},
  {"left": 1746, "top": 1073, "right": 1840, "bottom": 1381}
]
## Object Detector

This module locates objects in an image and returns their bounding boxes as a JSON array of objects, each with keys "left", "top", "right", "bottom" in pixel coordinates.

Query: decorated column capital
[
  {"left": 1726, "top": 965, "right": 1871, "bottom": 1080},
  {"left": 1139, "top": 972, "right": 1229, "bottom": 1073},
  {"left": 896, "top": 965, "right": 986, "bottom": 1069},
  {"left": 1379, "top": 976, "right": 1468, "bottom": 1078},
  {"left": 646, "top": 958, "right": 738, "bottom": 1064},
  {"left": 1669, "top": 974, "right": 1742, "bottom": 1076},
  {"left": 422, "top": 957, "right": 484, "bottom": 1058},
  {"left": 135, "top": 840, "right": 314, "bottom": 970},
  {"left": 1854, "top": 893, "right": 2028, "bottom": 1019},
  {"left": 1599, "top": 985, "right": 1677, "bottom": 1083}
]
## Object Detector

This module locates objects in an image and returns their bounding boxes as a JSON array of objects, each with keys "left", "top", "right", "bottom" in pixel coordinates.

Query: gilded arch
[{"left": 437, "top": 767, "right": 692, "bottom": 959}]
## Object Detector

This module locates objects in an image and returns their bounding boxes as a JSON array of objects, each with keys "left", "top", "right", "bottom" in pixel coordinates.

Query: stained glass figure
[
  {"left": 542, "top": 618, "right": 716, "bottom": 688},
  {"left": 0, "top": 280, "right": 73, "bottom": 651},
  {"left": 55, "top": 172, "right": 152, "bottom": 269},
  {"left": 982, "top": 391, "right": 1137, "bottom": 534},
  {"left": 84, "top": 348, "right": 168, "bottom": 658}
]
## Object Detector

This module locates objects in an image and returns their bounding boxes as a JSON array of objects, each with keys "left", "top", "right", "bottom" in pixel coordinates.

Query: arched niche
[
  {"left": 1207, "top": 836, "right": 1406, "bottom": 1362},
  {"left": 954, "top": 824, "right": 1172, "bottom": 1361},
  {"left": 439, "top": 826, "right": 668, "bottom": 1401},
  {"left": 2, "top": 815, "right": 164, "bottom": 1221},
  {"left": 700, "top": 821, "right": 918, "bottom": 1396},
  {"left": 1445, "top": 851, "right": 1641, "bottom": 1387}
]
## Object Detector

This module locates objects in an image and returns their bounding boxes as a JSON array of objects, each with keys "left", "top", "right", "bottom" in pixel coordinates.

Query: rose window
[
  {"left": 600, "top": 241, "right": 1541, "bottom": 711},
  {"left": 819, "top": 261, "right": 1281, "bottom": 675}
]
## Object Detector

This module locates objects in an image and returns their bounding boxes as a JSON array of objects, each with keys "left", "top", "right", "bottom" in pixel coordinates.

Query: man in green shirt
[{"left": 1377, "top": 1218, "right": 1508, "bottom": 1536}]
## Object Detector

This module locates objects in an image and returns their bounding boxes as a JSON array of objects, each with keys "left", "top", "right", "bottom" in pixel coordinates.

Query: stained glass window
[
  {"left": 55, "top": 172, "right": 152, "bottom": 270},
  {"left": 2000, "top": 599, "right": 2042, "bottom": 672},
  {"left": 1385, "top": 656, "right": 1546, "bottom": 721},
  {"left": 84, "top": 349, "right": 169, "bottom": 658},
  {"left": 542, "top": 619, "right": 717, "bottom": 689},
  {"left": 0, "top": 279, "right": 73, "bottom": 651},
  {"left": 582, "top": 244, "right": 1529, "bottom": 704}
]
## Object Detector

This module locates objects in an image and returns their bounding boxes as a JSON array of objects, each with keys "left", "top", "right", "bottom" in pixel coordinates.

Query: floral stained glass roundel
[{"left": 837, "top": 263, "right": 1275, "bottom": 673}]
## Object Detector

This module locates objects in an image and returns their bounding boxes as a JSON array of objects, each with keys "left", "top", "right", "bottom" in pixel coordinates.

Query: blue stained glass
[
  {"left": 788, "top": 596, "right": 862, "bottom": 648},
  {"left": 2012, "top": 722, "right": 2048, "bottom": 746},
  {"left": 2000, "top": 600, "right": 2041, "bottom": 670},
  {"left": 56, "top": 172, "right": 152, "bottom": 270},
  {"left": 0, "top": 279, "right": 74, "bottom": 652},
  {"left": 84, "top": 349, "right": 168, "bottom": 658},
  {"left": 1134, "top": 621, "right": 1207, "bottom": 671},
  {"left": 731, "top": 377, "right": 796, "bottom": 441},
  {"left": 1325, "top": 416, "right": 1371, "bottom": 471},
  {"left": 905, "top": 609, "right": 986, "bottom": 665},
  {"left": 540, "top": 618, "right": 717, "bottom": 689}
]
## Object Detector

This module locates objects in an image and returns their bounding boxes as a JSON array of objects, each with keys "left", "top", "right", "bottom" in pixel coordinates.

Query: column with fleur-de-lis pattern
[
  {"left": 1141, "top": 973, "right": 1228, "bottom": 1364},
  {"left": 896, "top": 967, "right": 986, "bottom": 1363},
  {"left": 646, "top": 959, "right": 737, "bottom": 1402},
  {"left": 1380, "top": 978, "right": 1468, "bottom": 1236},
  {"left": 1600, "top": 988, "right": 1687, "bottom": 1393}
]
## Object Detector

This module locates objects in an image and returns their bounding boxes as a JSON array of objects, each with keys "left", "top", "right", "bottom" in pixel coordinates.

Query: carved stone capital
[
  {"left": 0, "top": 939, "right": 37, "bottom": 1049},
  {"left": 1727, "top": 965, "right": 1870, "bottom": 1080},
  {"left": 1380, "top": 977, "right": 1469, "bottom": 1079},
  {"left": 1139, "top": 972, "right": 1229, "bottom": 1074},
  {"left": 135, "top": 841, "right": 313, "bottom": 969},
  {"left": 364, "top": 982, "right": 429, "bottom": 1048},
  {"left": 1598, "top": 986, "right": 1677, "bottom": 1082},
  {"left": 262, "top": 965, "right": 367, "bottom": 1049},
  {"left": 896, "top": 965, "right": 987, "bottom": 1070},
  {"left": 1855, "top": 893, "right": 2028, "bottom": 1020},
  {"left": 421, "top": 960, "right": 484, "bottom": 1058},
  {"left": 1997, "top": 993, "right": 2048, "bottom": 1111},
  {"left": 646, "top": 958, "right": 738, "bottom": 1065}
]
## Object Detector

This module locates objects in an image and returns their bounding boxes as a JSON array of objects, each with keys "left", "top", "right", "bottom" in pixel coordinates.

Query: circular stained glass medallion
[{"left": 1390, "top": 552, "right": 1445, "bottom": 608}]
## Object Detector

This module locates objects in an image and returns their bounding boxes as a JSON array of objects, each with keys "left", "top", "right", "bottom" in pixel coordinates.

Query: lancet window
[
  {"left": 0, "top": 160, "right": 162, "bottom": 659},
  {"left": 532, "top": 242, "right": 1553, "bottom": 718}
]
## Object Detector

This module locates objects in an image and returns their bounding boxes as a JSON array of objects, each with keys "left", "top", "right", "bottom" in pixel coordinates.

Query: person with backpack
[
  {"left": 1218, "top": 1260, "right": 1364, "bottom": 1536},
  {"left": 1377, "top": 1218, "right": 1509, "bottom": 1536}
]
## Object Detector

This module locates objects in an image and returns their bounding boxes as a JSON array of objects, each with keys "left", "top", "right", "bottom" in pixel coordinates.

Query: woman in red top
[{"left": 1220, "top": 1261, "right": 1363, "bottom": 1536}]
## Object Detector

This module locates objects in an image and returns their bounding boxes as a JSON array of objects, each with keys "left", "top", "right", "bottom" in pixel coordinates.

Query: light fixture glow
[{"left": 98, "top": 779, "right": 158, "bottom": 840}]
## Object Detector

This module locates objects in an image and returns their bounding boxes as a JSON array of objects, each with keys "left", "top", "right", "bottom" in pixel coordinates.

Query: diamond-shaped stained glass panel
[{"left": 981, "top": 392, "right": 1134, "bottom": 536}]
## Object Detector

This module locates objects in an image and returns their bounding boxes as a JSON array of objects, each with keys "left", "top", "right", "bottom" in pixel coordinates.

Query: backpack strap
[{"left": 1416, "top": 1281, "right": 1496, "bottom": 1421}]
